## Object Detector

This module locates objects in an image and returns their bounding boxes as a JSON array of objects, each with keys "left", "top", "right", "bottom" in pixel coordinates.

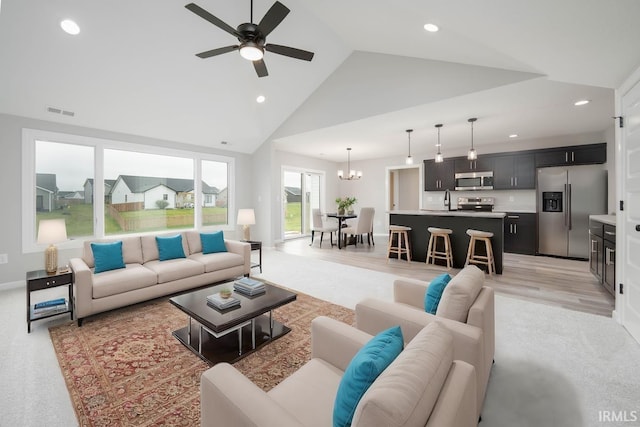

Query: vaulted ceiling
[{"left": 1, "top": 0, "right": 639, "bottom": 162}]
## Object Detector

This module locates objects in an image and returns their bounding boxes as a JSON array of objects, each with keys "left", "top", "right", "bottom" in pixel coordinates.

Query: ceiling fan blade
[
  {"left": 253, "top": 59, "right": 269, "bottom": 78},
  {"left": 185, "top": 3, "right": 241, "bottom": 38},
  {"left": 265, "top": 44, "right": 314, "bottom": 61},
  {"left": 196, "top": 45, "right": 239, "bottom": 58},
  {"left": 258, "top": 1, "right": 290, "bottom": 37}
]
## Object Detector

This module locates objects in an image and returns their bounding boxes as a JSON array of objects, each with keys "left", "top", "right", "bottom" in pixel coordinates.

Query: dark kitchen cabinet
[
  {"left": 493, "top": 154, "right": 535, "bottom": 189},
  {"left": 454, "top": 155, "right": 494, "bottom": 173},
  {"left": 535, "top": 143, "right": 606, "bottom": 168},
  {"left": 589, "top": 220, "right": 604, "bottom": 284},
  {"left": 504, "top": 212, "right": 536, "bottom": 255},
  {"left": 603, "top": 224, "right": 616, "bottom": 296},
  {"left": 424, "top": 159, "right": 455, "bottom": 191}
]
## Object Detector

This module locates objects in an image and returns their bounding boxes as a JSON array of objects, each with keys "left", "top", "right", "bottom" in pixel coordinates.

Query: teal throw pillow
[
  {"left": 424, "top": 273, "right": 452, "bottom": 314},
  {"left": 201, "top": 231, "right": 227, "bottom": 254},
  {"left": 333, "top": 326, "right": 404, "bottom": 427},
  {"left": 156, "top": 235, "right": 186, "bottom": 261},
  {"left": 91, "top": 241, "right": 126, "bottom": 273}
]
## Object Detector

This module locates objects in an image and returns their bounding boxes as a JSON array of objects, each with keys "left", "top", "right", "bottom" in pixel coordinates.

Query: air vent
[{"left": 46, "top": 105, "right": 75, "bottom": 117}]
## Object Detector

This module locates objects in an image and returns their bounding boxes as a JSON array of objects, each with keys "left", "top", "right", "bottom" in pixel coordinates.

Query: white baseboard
[
  {"left": 0, "top": 280, "right": 25, "bottom": 291},
  {"left": 612, "top": 309, "right": 620, "bottom": 324}
]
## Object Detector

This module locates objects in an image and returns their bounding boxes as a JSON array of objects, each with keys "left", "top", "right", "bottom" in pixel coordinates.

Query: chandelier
[{"left": 338, "top": 148, "right": 362, "bottom": 180}]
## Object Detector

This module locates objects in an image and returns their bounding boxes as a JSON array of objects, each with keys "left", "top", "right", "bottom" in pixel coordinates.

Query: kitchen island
[{"left": 389, "top": 210, "right": 506, "bottom": 274}]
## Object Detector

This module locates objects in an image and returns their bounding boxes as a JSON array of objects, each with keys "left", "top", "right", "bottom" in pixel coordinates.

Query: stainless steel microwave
[{"left": 454, "top": 171, "right": 494, "bottom": 191}]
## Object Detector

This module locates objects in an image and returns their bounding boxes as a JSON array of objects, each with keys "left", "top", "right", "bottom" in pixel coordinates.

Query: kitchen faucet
[{"left": 444, "top": 189, "right": 451, "bottom": 211}]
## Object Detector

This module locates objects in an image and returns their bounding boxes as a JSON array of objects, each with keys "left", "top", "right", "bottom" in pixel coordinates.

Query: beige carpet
[{"left": 49, "top": 291, "right": 354, "bottom": 427}]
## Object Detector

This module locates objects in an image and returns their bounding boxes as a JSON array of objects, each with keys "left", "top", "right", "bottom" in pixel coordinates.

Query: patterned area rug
[{"left": 49, "top": 291, "right": 354, "bottom": 427}]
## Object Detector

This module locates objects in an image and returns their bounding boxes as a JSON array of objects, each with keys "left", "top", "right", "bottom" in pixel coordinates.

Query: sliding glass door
[{"left": 283, "top": 169, "right": 322, "bottom": 239}]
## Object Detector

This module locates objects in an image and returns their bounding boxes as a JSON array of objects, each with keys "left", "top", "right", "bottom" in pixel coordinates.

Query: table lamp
[
  {"left": 37, "top": 218, "right": 67, "bottom": 273},
  {"left": 237, "top": 209, "right": 255, "bottom": 241}
]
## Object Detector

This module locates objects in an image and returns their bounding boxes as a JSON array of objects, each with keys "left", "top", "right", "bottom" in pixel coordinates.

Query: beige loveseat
[
  {"left": 355, "top": 265, "right": 494, "bottom": 417},
  {"left": 200, "top": 317, "right": 477, "bottom": 427},
  {"left": 69, "top": 231, "right": 250, "bottom": 325}
]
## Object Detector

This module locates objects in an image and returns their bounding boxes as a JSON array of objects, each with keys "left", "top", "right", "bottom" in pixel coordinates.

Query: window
[
  {"left": 22, "top": 129, "right": 235, "bottom": 252},
  {"left": 202, "top": 159, "right": 228, "bottom": 226},
  {"left": 35, "top": 140, "right": 94, "bottom": 238}
]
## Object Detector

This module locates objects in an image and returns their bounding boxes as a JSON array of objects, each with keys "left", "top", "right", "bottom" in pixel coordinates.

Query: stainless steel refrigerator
[{"left": 537, "top": 165, "right": 607, "bottom": 258}]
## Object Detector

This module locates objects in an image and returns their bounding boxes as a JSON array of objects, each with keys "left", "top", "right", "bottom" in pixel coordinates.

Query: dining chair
[
  {"left": 341, "top": 207, "right": 375, "bottom": 247},
  {"left": 310, "top": 208, "right": 339, "bottom": 248}
]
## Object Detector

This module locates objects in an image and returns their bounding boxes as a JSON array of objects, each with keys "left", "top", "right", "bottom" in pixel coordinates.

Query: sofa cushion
[
  {"left": 424, "top": 273, "right": 451, "bottom": 314},
  {"left": 268, "top": 358, "right": 344, "bottom": 427},
  {"left": 144, "top": 258, "right": 205, "bottom": 284},
  {"left": 91, "top": 241, "right": 126, "bottom": 274},
  {"left": 156, "top": 234, "right": 186, "bottom": 261},
  {"left": 352, "top": 322, "right": 453, "bottom": 427},
  {"left": 201, "top": 231, "right": 227, "bottom": 254},
  {"left": 334, "top": 326, "right": 404, "bottom": 427},
  {"left": 184, "top": 230, "right": 202, "bottom": 255},
  {"left": 141, "top": 233, "right": 189, "bottom": 263},
  {"left": 92, "top": 264, "right": 158, "bottom": 299},
  {"left": 83, "top": 236, "right": 143, "bottom": 268},
  {"left": 188, "top": 252, "right": 244, "bottom": 273},
  {"left": 436, "top": 265, "right": 484, "bottom": 322}
]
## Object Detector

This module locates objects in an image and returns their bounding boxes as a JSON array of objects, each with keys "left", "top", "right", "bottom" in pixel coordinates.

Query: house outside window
[{"left": 22, "top": 129, "right": 235, "bottom": 252}]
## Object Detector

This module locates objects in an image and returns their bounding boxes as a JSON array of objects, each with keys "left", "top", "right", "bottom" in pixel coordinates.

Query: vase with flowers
[{"left": 336, "top": 197, "right": 357, "bottom": 215}]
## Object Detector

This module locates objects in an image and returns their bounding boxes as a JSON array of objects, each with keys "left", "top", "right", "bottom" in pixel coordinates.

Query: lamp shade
[
  {"left": 237, "top": 209, "right": 256, "bottom": 225},
  {"left": 37, "top": 219, "right": 67, "bottom": 245}
]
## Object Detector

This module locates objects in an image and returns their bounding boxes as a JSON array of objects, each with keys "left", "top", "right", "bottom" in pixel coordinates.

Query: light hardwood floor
[{"left": 275, "top": 234, "right": 615, "bottom": 317}]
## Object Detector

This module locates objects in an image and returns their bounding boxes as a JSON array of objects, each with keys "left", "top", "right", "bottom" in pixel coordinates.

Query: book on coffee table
[
  {"left": 234, "top": 277, "right": 265, "bottom": 296},
  {"left": 206, "top": 293, "right": 240, "bottom": 310}
]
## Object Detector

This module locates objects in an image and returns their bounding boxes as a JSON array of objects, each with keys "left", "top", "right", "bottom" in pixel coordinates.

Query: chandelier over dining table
[{"left": 338, "top": 148, "right": 362, "bottom": 180}]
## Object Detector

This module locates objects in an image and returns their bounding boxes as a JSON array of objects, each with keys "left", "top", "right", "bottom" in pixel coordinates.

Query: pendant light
[
  {"left": 467, "top": 117, "right": 478, "bottom": 160},
  {"left": 338, "top": 148, "right": 362, "bottom": 180},
  {"left": 434, "top": 124, "right": 444, "bottom": 163},
  {"left": 405, "top": 129, "right": 414, "bottom": 165}
]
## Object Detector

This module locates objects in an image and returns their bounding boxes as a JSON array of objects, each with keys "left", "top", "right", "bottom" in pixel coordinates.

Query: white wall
[{"left": 0, "top": 113, "right": 253, "bottom": 285}]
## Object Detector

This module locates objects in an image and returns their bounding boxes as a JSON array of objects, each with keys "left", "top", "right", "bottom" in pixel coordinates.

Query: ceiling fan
[{"left": 185, "top": 1, "right": 314, "bottom": 78}]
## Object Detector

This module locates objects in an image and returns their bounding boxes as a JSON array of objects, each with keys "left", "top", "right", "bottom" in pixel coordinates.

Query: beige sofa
[
  {"left": 69, "top": 231, "right": 250, "bottom": 325},
  {"left": 355, "top": 265, "right": 494, "bottom": 417},
  {"left": 200, "top": 317, "right": 477, "bottom": 427}
]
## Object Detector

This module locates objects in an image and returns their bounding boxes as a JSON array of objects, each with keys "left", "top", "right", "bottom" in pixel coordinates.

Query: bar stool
[
  {"left": 465, "top": 229, "right": 496, "bottom": 275},
  {"left": 426, "top": 227, "right": 453, "bottom": 269},
  {"left": 387, "top": 225, "right": 412, "bottom": 262}
]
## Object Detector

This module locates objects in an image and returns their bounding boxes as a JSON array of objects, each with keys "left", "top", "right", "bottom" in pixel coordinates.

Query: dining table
[{"left": 326, "top": 213, "right": 357, "bottom": 249}]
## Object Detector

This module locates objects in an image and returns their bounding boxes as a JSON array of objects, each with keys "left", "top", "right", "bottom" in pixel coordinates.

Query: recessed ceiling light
[
  {"left": 256, "top": 95, "right": 266, "bottom": 103},
  {"left": 509, "top": 134, "right": 519, "bottom": 138},
  {"left": 220, "top": 141, "right": 228, "bottom": 145},
  {"left": 60, "top": 19, "right": 80, "bottom": 35},
  {"left": 574, "top": 99, "right": 590, "bottom": 106},
  {"left": 423, "top": 23, "right": 439, "bottom": 32}
]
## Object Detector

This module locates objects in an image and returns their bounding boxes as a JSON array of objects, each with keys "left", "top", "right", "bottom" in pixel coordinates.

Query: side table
[
  {"left": 26, "top": 269, "right": 73, "bottom": 333},
  {"left": 243, "top": 240, "right": 262, "bottom": 273}
]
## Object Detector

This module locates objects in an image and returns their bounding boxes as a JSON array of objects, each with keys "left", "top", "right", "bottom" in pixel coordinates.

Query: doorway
[
  {"left": 282, "top": 168, "right": 323, "bottom": 240},
  {"left": 386, "top": 164, "right": 422, "bottom": 212}
]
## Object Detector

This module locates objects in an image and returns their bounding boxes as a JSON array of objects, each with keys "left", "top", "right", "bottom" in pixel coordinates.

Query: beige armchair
[
  {"left": 355, "top": 265, "right": 494, "bottom": 416},
  {"left": 200, "top": 317, "right": 477, "bottom": 427}
]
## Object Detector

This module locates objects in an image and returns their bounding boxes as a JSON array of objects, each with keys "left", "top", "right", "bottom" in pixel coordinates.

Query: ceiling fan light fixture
[
  {"left": 467, "top": 117, "right": 478, "bottom": 160},
  {"left": 239, "top": 42, "right": 264, "bottom": 61}
]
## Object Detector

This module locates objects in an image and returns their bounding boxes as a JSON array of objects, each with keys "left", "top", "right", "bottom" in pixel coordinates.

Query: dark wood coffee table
[{"left": 169, "top": 280, "right": 297, "bottom": 365}]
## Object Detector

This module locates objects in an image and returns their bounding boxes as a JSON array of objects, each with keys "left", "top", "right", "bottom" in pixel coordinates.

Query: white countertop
[
  {"left": 389, "top": 210, "right": 506, "bottom": 219},
  {"left": 589, "top": 214, "right": 616, "bottom": 226}
]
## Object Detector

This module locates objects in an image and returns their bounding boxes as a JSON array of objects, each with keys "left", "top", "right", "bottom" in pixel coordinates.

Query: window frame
[{"left": 22, "top": 128, "right": 235, "bottom": 254}]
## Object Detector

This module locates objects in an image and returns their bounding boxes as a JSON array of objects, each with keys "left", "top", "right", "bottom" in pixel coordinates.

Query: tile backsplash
[{"left": 422, "top": 189, "right": 536, "bottom": 212}]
